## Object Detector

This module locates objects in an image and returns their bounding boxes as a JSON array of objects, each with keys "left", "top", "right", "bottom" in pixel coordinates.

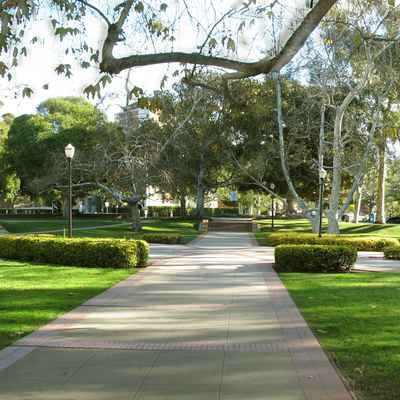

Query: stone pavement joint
[{"left": 0, "top": 231, "right": 354, "bottom": 400}]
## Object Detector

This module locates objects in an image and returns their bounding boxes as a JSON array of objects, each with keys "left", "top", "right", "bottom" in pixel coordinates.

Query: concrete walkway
[
  {"left": 0, "top": 232, "right": 352, "bottom": 400},
  {"left": 354, "top": 251, "right": 400, "bottom": 272}
]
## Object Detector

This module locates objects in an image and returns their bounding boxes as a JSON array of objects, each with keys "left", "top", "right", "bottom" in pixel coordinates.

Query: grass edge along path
[
  {"left": 256, "top": 217, "right": 400, "bottom": 239},
  {"left": 0, "top": 260, "right": 134, "bottom": 350},
  {"left": 0, "top": 218, "right": 199, "bottom": 243},
  {"left": 280, "top": 272, "right": 400, "bottom": 400}
]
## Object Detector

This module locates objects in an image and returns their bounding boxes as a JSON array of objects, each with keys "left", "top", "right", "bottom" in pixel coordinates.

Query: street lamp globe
[
  {"left": 319, "top": 168, "right": 327, "bottom": 180},
  {"left": 64, "top": 143, "right": 75, "bottom": 159}
]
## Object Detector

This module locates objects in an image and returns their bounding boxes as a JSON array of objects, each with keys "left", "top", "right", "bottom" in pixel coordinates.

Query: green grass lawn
[
  {"left": 0, "top": 218, "right": 124, "bottom": 233},
  {"left": 0, "top": 260, "right": 133, "bottom": 350},
  {"left": 256, "top": 217, "right": 400, "bottom": 239},
  {"left": 280, "top": 272, "right": 400, "bottom": 400},
  {"left": 0, "top": 218, "right": 199, "bottom": 242},
  {"left": 70, "top": 219, "right": 198, "bottom": 243}
]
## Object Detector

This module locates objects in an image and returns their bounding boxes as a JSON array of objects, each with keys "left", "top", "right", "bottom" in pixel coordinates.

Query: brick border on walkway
[
  {"left": 0, "top": 235, "right": 357, "bottom": 400},
  {"left": 0, "top": 262, "right": 159, "bottom": 371}
]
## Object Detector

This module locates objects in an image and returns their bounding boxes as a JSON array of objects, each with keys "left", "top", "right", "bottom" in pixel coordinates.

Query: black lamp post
[
  {"left": 318, "top": 168, "right": 327, "bottom": 238},
  {"left": 270, "top": 183, "right": 275, "bottom": 230},
  {"left": 64, "top": 144, "right": 75, "bottom": 238}
]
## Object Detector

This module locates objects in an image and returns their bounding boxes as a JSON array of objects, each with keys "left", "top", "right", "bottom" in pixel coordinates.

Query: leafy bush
[
  {"left": 0, "top": 235, "right": 148, "bottom": 268},
  {"left": 146, "top": 206, "right": 181, "bottom": 218},
  {"left": 266, "top": 232, "right": 398, "bottom": 251},
  {"left": 384, "top": 246, "right": 400, "bottom": 260},
  {"left": 275, "top": 245, "right": 357, "bottom": 273},
  {"left": 141, "top": 233, "right": 182, "bottom": 244}
]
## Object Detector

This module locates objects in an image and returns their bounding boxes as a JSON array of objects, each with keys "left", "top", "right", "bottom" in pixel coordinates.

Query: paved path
[
  {"left": 354, "top": 251, "right": 400, "bottom": 272},
  {"left": 0, "top": 232, "right": 352, "bottom": 400}
]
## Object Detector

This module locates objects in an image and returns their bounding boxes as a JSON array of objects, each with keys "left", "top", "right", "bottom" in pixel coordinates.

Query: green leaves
[
  {"left": 55, "top": 64, "right": 72, "bottom": 78},
  {"left": 22, "top": 87, "right": 33, "bottom": 98},
  {"left": 83, "top": 75, "right": 112, "bottom": 99},
  {"left": 54, "top": 26, "right": 80, "bottom": 41},
  {"left": 208, "top": 38, "right": 217, "bottom": 50},
  {"left": 227, "top": 38, "right": 236, "bottom": 52},
  {"left": 99, "top": 74, "right": 112, "bottom": 88},
  {"left": 134, "top": 1, "right": 144, "bottom": 13},
  {"left": 0, "top": 62, "right": 8, "bottom": 77},
  {"left": 83, "top": 84, "right": 100, "bottom": 99},
  {"left": 130, "top": 86, "right": 144, "bottom": 99}
]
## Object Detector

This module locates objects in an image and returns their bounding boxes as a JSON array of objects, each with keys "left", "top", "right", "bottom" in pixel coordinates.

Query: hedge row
[
  {"left": 275, "top": 244, "right": 357, "bottom": 273},
  {"left": 384, "top": 246, "right": 400, "bottom": 260},
  {"left": 265, "top": 232, "right": 398, "bottom": 251},
  {"left": 141, "top": 233, "right": 182, "bottom": 244},
  {"left": 0, "top": 235, "right": 149, "bottom": 268}
]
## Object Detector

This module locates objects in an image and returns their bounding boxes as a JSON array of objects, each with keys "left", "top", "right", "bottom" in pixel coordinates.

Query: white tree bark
[
  {"left": 355, "top": 187, "right": 363, "bottom": 223},
  {"left": 274, "top": 72, "right": 319, "bottom": 230},
  {"left": 376, "top": 140, "right": 386, "bottom": 224}
]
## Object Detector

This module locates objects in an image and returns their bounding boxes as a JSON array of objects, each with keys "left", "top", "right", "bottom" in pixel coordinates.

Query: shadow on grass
[
  {"left": 0, "top": 263, "right": 132, "bottom": 349},
  {"left": 280, "top": 272, "right": 400, "bottom": 400}
]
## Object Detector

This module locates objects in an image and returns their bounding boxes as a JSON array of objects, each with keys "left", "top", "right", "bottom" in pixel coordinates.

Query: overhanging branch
[{"left": 100, "top": 0, "right": 338, "bottom": 78}]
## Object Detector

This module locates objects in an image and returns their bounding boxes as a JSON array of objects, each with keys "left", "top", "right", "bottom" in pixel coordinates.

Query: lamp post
[
  {"left": 318, "top": 168, "right": 327, "bottom": 238},
  {"left": 64, "top": 144, "right": 75, "bottom": 238},
  {"left": 270, "top": 183, "right": 275, "bottom": 230},
  {"left": 105, "top": 201, "right": 110, "bottom": 214}
]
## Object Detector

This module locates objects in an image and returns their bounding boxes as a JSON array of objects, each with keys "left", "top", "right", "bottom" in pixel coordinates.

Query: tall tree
[{"left": 276, "top": 0, "right": 400, "bottom": 233}]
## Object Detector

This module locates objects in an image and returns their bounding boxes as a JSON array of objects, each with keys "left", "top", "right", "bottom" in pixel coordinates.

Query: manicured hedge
[
  {"left": 275, "top": 244, "right": 357, "bottom": 273},
  {"left": 266, "top": 232, "right": 398, "bottom": 251},
  {"left": 141, "top": 234, "right": 182, "bottom": 244},
  {"left": 0, "top": 235, "right": 149, "bottom": 268},
  {"left": 384, "top": 246, "right": 400, "bottom": 260}
]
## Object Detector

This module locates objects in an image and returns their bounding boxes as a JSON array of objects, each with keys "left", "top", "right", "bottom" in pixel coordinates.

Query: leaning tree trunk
[
  {"left": 274, "top": 73, "right": 319, "bottom": 230},
  {"left": 327, "top": 106, "right": 344, "bottom": 234},
  {"left": 355, "top": 188, "right": 363, "bottom": 223},
  {"left": 376, "top": 141, "right": 386, "bottom": 224},
  {"left": 286, "top": 192, "right": 297, "bottom": 216}
]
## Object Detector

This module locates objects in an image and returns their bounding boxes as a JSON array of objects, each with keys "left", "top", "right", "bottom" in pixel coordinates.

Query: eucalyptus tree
[
  {"left": 276, "top": 0, "right": 400, "bottom": 233},
  {"left": 226, "top": 77, "right": 325, "bottom": 212}
]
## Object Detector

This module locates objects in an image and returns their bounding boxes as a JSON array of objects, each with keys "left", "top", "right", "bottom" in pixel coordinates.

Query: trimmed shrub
[
  {"left": 275, "top": 244, "right": 357, "bottom": 273},
  {"left": 266, "top": 232, "right": 398, "bottom": 251},
  {"left": 384, "top": 246, "right": 400, "bottom": 260},
  {"left": 136, "top": 240, "right": 150, "bottom": 266},
  {"left": 141, "top": 234, "right": 182, "bottom": 244},
  {"left": 0, "top": 235, "right": 149, "bottom": 268}
]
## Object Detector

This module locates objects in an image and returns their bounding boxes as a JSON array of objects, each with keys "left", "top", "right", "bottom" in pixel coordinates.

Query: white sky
[{"left": 0, "top": 0, "right": 310, "bottom": 120}]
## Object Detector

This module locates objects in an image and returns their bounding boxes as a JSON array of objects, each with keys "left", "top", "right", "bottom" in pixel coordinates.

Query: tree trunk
[
  {"left": 355, "top": 188, "right": 362, "bottom": 223},
  {"left": 327, "top": 212, "right": 340, "bottom": 234},
  {"left": 180, "top": 193, "right": 187, "bottom": 217},
  {"left": 376, "top": 141, "right": 386, "bottom": 224},
  {"left": 311, "top": 215, "right": 320, "bottom": 233},
  {"left": 196, "top": 155, "right": 205, "bottom": 219},
  {"left": 327, "top": 106, "right": 343, "bottom": 234},
  {"left": 130, "top": 203, "right": 141, "bottom": 232},
  {"left": 286, "top": 192, "right": 296, "bottom": 215}
]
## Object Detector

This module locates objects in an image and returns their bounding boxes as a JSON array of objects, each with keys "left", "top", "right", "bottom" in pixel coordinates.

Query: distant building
[{"left": 115, "top": 103, "right": 158, "bottom": 133}]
